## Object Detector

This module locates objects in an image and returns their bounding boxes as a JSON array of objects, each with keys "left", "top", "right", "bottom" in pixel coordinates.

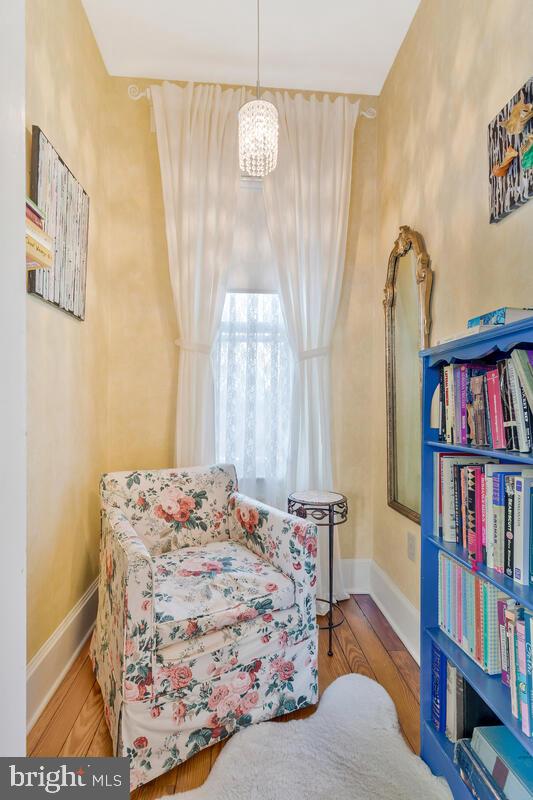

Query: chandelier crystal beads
[{"left": 238, "top": 98, "right": 278, "bottom": 177}]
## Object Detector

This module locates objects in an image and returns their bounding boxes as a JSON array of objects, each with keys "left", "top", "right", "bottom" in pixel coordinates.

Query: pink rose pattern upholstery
[
  {"left": 90, "top": 465, "right": 318, "bottom": 790},
  {"left": 154, "top": 541, "right": 295, "bottom": 646}
]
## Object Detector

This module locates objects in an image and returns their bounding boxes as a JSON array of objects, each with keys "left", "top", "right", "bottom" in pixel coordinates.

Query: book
[
  {"left": 508, "top": 360, "right": 531, "bottom": 452},
  {"left": 493, "top": 469, "right": 521, "bottom": 574},
  {"left": 513, "top": 475, "right": 533, "bottom": 585},
  {"left": 505, "top": 476, "right": 516, "bottom": 579},
  {"left": 516, "top": 619, "right": 531, "bottom": 735},
  {"left": 431, "top": 642, "right": 447, "bottom": 733},
  {"left": 512, "top": 349, "right": 533, "bottom": 413},
  {"left": 454, "top": 739, "right": 506, "bottom": 799},
  {"left": 472, "top": 726, "right": 533, "bottom": 800},
  {"left": 467, "top": 308, "right": 533, "bottom": 327},
  {"left": 498, "top": 598, "right": 510, "bottom": 687},
  {"left": 506, "top": 605, "right": 520, "bottom": 719},
  {"left": 445, "top": 662, "right": 457, "bottom": 742},
  {"left": 525, "top": 611, "right": 533, "bottom": 740},
  {"left": 498, "top": 359, "right": 519, "bottom": 451},
  {"left": 26, "top": 233, "right": 53, "bottom": 269},
  {"left": 486, "top": 368, "right": 506, "bottom": 449}
]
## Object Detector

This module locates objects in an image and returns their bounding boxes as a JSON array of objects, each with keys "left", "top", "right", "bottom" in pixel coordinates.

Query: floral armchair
[{"left": 90, "top": 464, "right": 318, "bottom": 790}]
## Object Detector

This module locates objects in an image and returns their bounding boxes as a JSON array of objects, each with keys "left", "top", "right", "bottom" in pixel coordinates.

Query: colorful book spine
[
  {"left": 530, "top": 486, "right": 533, "bottom": 586},
  {"left": 504, "top": 476, "right": 515, "bottom": 579},
  {"left": 486, "top": 367, "right": 506, "bottom": 448},
  {"left": 498, "top": 599, "right": 510, "bottom": 687},
  {"left": 508, "top": 360, "right": 530, "bottom": 453},
  {"left": 516, "top": 619, "right": 531, "bottom": 735},
  {"left": 431, "top": 642, "right": 447, "bottom": 733},
  {"left": 513, "top": 477, "right": 532, "bottom": 586},
  {"left": 506, "top": 606, "right": 520, "bottom": 718},
  {"left": 459, "top": 365, "right": 468, "bottom": 445},
  {"left": 481, "top": 470, "right": 487, "bottom": 564},
  {"left": 525, "top": 611, "right": 533, "bottom": 738},
  {"left": 511, "top": 348, "right": 533, "bottom": 413}
]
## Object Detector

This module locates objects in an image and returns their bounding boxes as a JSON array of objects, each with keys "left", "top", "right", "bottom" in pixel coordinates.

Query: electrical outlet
[{"left": 407, "top": 532, "right": 416, "bottom": 562}]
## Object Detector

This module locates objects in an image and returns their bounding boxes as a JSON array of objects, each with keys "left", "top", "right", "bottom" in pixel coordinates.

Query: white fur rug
[{"left": 166, "top": 674, "right": 452, "bottom": 799}]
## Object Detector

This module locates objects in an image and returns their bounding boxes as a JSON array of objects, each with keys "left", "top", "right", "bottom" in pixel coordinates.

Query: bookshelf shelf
[
  {"left": 426, "top": 537, "right": 533, "bottom": 611},
  {"left": 426, "top": 627, "right": 533, "bottom": 757},
  {"left": 420, "top": 318, "right": 533, "bottom": 795},
  {"left": 424, "top": 438, "right": 533, "bottom": 466}
]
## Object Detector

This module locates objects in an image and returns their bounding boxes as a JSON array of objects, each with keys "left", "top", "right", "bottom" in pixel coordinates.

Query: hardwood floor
[{"left": 28, "top": 595, "right": 420, "bottom": 797}]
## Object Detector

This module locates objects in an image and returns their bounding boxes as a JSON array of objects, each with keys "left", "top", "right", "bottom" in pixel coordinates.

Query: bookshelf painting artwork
[
  {"left": 488, "top": 77, "right": 533, "bottom": 223},
  {"left": 28, "top": 126, "right": 90, "bottom": 320}
]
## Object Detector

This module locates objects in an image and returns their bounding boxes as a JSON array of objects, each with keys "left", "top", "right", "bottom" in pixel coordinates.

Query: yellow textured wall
[
  {"left": 25, "top": 1, "right": 177, "bottom": 660},
  {"left": 373, "top": 0, "right": 533, "bottom": 607},
  {"left": 26, "top": 0, "right": 109, "bottom": 660},
  {"left": 104, "top": 78, "right": 177, "bottom": 472},
  {"left": 333, "top": 110, "right": 377, "bottom": 559}
]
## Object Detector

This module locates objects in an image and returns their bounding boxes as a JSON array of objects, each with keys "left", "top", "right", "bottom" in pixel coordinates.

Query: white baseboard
[
  {"left": 341, "top": 558, "right": 420, "bottom": 664},
  {"left": 341, "top": 557, "right": 372, "bottom": 593},
  {"left": 27, "top": 578, "right": 99, "bottom": 731}
]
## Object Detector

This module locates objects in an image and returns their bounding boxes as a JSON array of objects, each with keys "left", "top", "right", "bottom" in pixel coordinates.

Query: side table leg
[{"left": 328, "top": 511, "right": 334, "bottom": 656}]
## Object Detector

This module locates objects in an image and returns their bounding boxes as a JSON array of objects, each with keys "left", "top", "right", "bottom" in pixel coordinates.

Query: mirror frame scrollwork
[{"left": 383, "top": 225, "right": 433, "bottom": 524}]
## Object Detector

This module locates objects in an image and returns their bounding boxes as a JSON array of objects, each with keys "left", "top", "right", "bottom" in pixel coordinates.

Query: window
[{"left": 214, "top": 292, "right": 291, "bottom": 507}]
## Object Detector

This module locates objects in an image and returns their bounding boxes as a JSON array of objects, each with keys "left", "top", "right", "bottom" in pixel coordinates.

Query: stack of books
[
  {"left": 438, "top": 553, "right": 506, "bottom": 674},
  {"left": 497, "top": 600, "right": 533, "bottom": 737},
  {"left": 435, "top": 455, "right": 533, "bottom": 583},
  {"left": 436, "top": 307, "right": 533, "bottom": 346},
  {"left": 26, "top": 198, "right": 53, "bottom": 271},
  {"left": 455, "top": 726, "right": 533, "bottom": 799},
  {"left": 438, "top": 351, "right": 533, "bottom": 453}
]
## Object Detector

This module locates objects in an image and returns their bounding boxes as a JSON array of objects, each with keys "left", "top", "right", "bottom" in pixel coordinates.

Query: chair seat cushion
[{"left": 153, "top": 541, "right": 295, "bottom": 646}]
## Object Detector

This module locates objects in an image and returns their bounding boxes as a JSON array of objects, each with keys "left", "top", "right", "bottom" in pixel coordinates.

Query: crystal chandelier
[{"left": 238, "top": 0, "right": 278, "bottom": 177}]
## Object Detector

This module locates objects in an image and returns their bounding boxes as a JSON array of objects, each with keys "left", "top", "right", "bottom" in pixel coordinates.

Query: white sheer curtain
[
  {"left": 151, "top": 81, "right": 242, "bottom": 465},
  {"left": 262, "top": 91, "right": 359, "bottom": 608},
  {"left": 214, "top": 292, "right": 291, "bottom": 508}
]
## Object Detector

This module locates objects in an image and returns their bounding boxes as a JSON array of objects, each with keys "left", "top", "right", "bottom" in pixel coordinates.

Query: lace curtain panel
[{"left": 214, "top": 292, "right": 291, "bottom": 509}]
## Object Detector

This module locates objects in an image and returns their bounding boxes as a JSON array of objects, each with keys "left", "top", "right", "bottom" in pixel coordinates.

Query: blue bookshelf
[{"left": 419, "top": 318, "right": 533, "bottom": 796}]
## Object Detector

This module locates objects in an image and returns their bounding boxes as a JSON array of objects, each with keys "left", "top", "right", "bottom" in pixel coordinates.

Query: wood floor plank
[
  {"left": 86, "top": 716, "right": 113, "bottom": 758},
  {"left": 59, "top": 681, "right": 104, "bottom": 757},
  {"left": 333, "top": 613, "right": 376, "bottom": 680},
  {"left": 31, "top": 657, "right": 96, "bottom": 757},
  {"left": 340, "top": 597, "right": 420, "bottom": 753},
  {"left": 27, "top": 640, "right": 91, "bottom": 755},
  {"left": 354, "top": 594, "right": 406, "bottom": 653},
  {"left": 390, "top": 649, "right": 420, "bottom": 701},
  {"left": 173, "top": 748, "right": 212, "bottom": 794}
]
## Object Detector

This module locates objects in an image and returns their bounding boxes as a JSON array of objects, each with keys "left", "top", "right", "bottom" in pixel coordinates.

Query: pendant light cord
[{"left": 256, "top": 0, "right": 260, "bottom": 99}]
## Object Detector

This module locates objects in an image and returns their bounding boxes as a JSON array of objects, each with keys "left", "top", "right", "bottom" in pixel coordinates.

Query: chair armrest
[
  {"left": 229, "top": 492, "right": 318, "bottom": 635},
  {"left": 96, "top": 508, "right": 155, "bottom": 702}
]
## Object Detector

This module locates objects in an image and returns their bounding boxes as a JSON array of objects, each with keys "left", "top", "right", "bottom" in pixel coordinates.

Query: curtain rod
[{"left": 127, "top": 84, "right": 377, "bottom": 118}]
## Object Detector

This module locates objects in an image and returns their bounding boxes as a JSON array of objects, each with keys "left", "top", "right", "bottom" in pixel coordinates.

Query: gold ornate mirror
[{"left": 384, "top": 226, "right": 433, "bottom": 524}]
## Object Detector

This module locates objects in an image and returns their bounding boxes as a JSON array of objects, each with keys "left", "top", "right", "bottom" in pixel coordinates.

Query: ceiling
[{"left": 81, "top": 0, "right": 420, "bottom": 96}]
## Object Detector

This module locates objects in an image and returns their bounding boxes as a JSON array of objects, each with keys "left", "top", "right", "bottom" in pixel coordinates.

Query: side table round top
[{"left": 288, "top": 490, "right": 345, "bottom": 505}]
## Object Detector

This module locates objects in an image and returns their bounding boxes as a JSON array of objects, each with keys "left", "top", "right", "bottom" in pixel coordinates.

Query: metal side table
[{"left": 287, "top": 490, "right": 348, "bottom": 656}]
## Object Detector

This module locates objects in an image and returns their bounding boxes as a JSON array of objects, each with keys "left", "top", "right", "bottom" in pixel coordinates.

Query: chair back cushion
[{"left": 100, "top": 464, "right": 238, "bottom": 555}]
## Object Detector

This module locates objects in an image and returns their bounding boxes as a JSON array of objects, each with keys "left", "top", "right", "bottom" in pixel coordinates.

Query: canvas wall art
[
  {"left": 28, "top": 126, "right": 90, "bottom": 320},
  {"left": 488, "top": 77, "right": 533, "bottom": 223}
]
